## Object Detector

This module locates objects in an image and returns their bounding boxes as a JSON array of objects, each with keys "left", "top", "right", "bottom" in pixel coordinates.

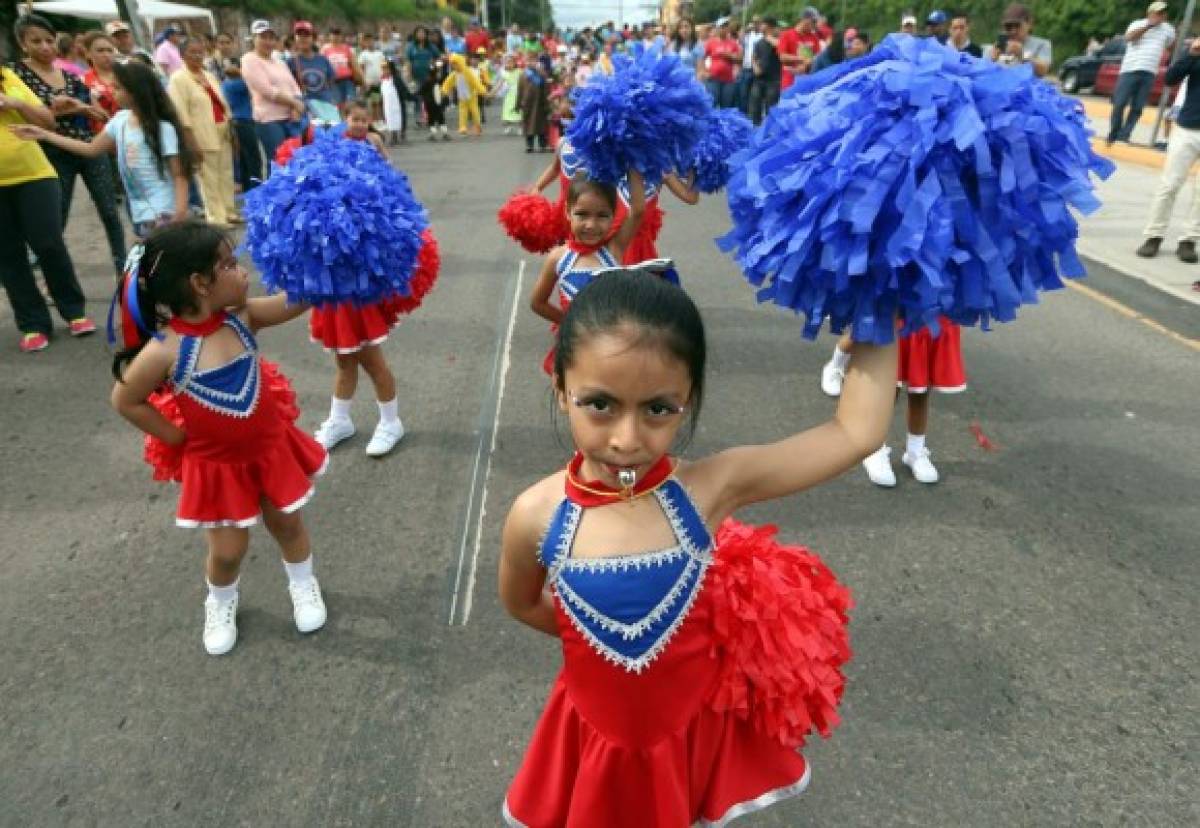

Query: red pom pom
[
  {"left": 706, "top": 519, "right": 853, "bottom": 750},
  {"left": 143, "top": 388, "right": 185, "bottom": 483},
  {"left": 391, "top": 229, "right": 440, "bottom": 314},
  {"left": 498, "top": 192, "right": 568, "bottom": 254}
]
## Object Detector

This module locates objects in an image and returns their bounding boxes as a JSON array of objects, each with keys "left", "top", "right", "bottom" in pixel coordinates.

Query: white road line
[{"left": 447, "top": 260, "right": 525, "bottom": 625}]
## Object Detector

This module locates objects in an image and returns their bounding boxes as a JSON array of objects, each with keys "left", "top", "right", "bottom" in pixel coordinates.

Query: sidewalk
[{"left": 1080, "top": 96, "right": 1200, "bottom": 306}]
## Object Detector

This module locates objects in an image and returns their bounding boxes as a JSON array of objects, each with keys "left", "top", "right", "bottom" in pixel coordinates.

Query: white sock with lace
[
  {"left": 329, "top": 397, "right": 352, "bottom": 422},
  {"left": 207, "top": 579, "right": 239, "bottom": 602},
  {"left": 283, "top": 556, "right": 314, "bottom": 586},
  {"left": 906, "top": 432, "right": 926, "bottom": 456},
  {"left": 831, "top": 345, "right": 851, "bottom": 371},
  {"left": 377, "top": 397, "right": 400, "bottom": 425}
]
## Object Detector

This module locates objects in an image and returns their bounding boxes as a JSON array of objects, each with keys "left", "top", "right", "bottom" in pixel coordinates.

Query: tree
[{"left": 694, "top": 0, "right": 733, "bottom": 25}]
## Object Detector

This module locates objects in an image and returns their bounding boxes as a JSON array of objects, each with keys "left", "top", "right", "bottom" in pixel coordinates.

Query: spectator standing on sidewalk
[
  {"left": 703, "top": 18, "right": 741, "bottom": 108},
  {"left": 242, "top": 20, "right": 306, "bottom": 167},
  {"left": 749, "top": 17, "right": 782, "bottom": 125},
  {"left": 169, "top": 38, "right": 239, "bottom": 227},
  {"left": 1137, "top": 38, "right": 1200, "bottom": 263},
  {"left": 1108, "top": 2, "right": 1175, "bottom": 146},
  {"left": 220, "top": 58, "right": 262, "bottom": 193},
  {"left": 737, "top": 16, "right": 763, "bottom": 113},
  {"left": 988, "top": 5, "right": 1051, "bottom": 77},
  {"left": 288, "top": 22, "right": 337, "bottom": 109},
  {"left": 154, "top": 25, "right": 184, "bottom": 77},
  {"left": 949, "top": 14, "right": 983, "bottom": 58},
  {"left": 925, "top": 11, "right": 949, "bottom": 44},
  {"left": 778, "top": 9, "right": 823, "bottom": 91}
]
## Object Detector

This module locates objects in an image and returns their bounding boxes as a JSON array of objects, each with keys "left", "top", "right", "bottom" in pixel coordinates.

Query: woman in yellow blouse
[
  {"left": 0, "top": 65, "right": 94, "bottom": 352},
  {"left": 168, "top": 37, "right": 240, "bottom": 225}
]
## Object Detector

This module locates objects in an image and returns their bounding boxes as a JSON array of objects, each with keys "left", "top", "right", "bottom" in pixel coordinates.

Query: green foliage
[
  {"left": 748, "top": 0, "right": 1161, "bottom": 67},
  {"left": 695, "top": 0, "right": 734, "bottom": 25},
  {"left": 206, "top": 0, "right": 452, "bottom": 24}
]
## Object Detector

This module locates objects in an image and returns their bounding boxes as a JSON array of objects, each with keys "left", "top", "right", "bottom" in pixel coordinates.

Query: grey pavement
[{"left": 1, "top": 121, "right": 1197, "bottom": 827}]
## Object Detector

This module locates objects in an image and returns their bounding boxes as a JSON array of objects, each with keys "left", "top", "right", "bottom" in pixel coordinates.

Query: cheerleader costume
[
  {"left": 504, "top": 456, "right": 852, "bottom": 827},
  {"left": 164, "top": 312, "right": 328, "bottom": 528},
  {"left": 558, "top": 140, "right": 665, "bottom": 267},
  {"left": 540, "top": 245, "right": 619, "bottom": 376},
  {"left": 897, "top": 317, "right": 967, "bottom": 394}
]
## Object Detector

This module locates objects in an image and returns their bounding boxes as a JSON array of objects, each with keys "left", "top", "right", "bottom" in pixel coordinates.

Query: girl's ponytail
[{"left": 110, "top": 244, "right": 166, "bottom": 380}]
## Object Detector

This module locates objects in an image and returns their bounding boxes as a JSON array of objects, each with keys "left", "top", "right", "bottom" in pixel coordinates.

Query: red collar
[
  {"left": 566, "top": 237, "right": 606, "bottom": 256},
  {"left": 169, "top": 311, "right": 226, "bottom": 337},
  {"left": 564, "top": 452, "right": 675, "bottom": 507}
]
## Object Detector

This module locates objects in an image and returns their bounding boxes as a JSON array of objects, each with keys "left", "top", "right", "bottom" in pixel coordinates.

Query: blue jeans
[
  {"left": 735, "top": 67, "right": 754, "bottom": 113},
  {"left": 254, "top": 120, "right": 304, "bottom": 173},
  {"left": 706, "top": 79, "right": 737, "bottom": 109},
  {"left": 1109, "top": 71, "right": 1154, "bottom": 142}
]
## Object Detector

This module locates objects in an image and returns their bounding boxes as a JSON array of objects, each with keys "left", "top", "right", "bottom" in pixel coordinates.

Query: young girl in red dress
[
  {"left": 308, "top": 99, "right": 407, "bottom": 457},
  {"left": 820, "top": 319, "right": 966, "bottom": 486},
  {"left": 528, "top": 172, "right": 645, "bottom": 375},
  {"left": 110, "top": 221, "right": 328, "bottom": 657},
  {"left": 499, "top": 269, "right": 898, "bottom": 827},
  {"left": 527, "top": 137, "right": 699, "bottom": 265}
]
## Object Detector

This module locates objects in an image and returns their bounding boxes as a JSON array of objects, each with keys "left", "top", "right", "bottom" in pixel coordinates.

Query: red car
[{"left": 1094, "top": 46, "right": 1177, "bottom": 105}]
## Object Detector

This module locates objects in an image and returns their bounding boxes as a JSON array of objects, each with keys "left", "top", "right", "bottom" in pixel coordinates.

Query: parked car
[
  {"left": 1059, "top": 37, "right": 1126, "bottom": 93},
  {"left": 1094, "top": 44, "right": 1176, "bottom": 105}
]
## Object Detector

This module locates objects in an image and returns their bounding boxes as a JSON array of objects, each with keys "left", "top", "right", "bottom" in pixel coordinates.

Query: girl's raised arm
[
  {"left": 111, "top": 341, "right": 184, "bottom": 445},
  {"left": 609, "top": 168, "right": 645, "bottom": 260},
  {"left": 245, "top": 293, "right": 309, "bottom": 332},
  {"left": 701, "top": 339, "right": 898, "bottom": 519},
  {"left": 528, "top": 152, "right": 561, "bottom": 194},
  {"left": 498, "top": 489, "right": 559, "bottom": 637},
  {"left": 663, "top": 171, "right": 699, "bottom": 205}
]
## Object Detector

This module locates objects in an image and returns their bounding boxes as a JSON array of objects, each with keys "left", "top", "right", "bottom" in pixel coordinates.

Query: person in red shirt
[
  {"left": 320, "top": 28, "right": 358, "bottom": 111},
  {"left": 777, "top": 9, "right": 823, "bottom": 90},
  {"left": 703, "top": 18, "right": 742, "bottom": 108},
  {"left": 465, "top": 19, "right": 490, "bottom": 56}
]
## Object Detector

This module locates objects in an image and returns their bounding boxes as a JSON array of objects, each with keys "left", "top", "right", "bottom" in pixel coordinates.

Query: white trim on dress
[{"left": 693, "top": 761, "right": 812, "bottom": 827}]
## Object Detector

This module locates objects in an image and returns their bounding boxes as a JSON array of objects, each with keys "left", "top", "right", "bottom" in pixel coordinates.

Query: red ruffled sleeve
[{"left": 706, "top": 519, "right": 853, "bottom": 750}]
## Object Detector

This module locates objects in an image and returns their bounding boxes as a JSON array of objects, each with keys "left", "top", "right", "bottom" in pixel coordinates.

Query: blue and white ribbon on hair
[
  {"left": 594, "top": 257, "right": 681, "bottom": 286},
  {"left": 107, "top": 243, "right": 163, "bottom": 346}
]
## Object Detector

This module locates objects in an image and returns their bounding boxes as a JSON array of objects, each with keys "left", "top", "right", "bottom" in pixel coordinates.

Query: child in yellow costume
[{"left": 442, "top": 53, "right": 486, "bottom": 136}]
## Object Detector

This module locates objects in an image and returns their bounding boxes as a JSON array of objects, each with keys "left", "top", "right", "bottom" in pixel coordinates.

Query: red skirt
[
  {"left": 897, "top": 317, "right": 967, "bottom": 394},
  {"left": 309, "top": 299, "right": 402, "bottom": 354}
]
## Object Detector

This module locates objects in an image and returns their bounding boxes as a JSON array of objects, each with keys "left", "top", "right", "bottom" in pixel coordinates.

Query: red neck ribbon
[
  {"left": 169, "top": 311, "right": 226, "bottom": 337},
  {"left": 566, "top": 237, "right": 606, "bottom": 256},
  {"left": 564, "top": 452, "right": 674, "bottom": 507}
]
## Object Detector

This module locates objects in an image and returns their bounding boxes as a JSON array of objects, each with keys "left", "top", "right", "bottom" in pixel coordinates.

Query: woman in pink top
[{"left": 240, "top": 20, "right": 306, "bottom": 172}]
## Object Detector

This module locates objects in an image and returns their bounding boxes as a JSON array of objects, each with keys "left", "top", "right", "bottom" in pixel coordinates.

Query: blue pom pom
[
  {"left": 719, "top": 36, "right": 1115, "bottom": 344},
  {"left": 242, "top": 134, "right": 428, "bottom": 307},
  {"left": 566, "top": 40, "right": 711, "bottom": 185},
  {"left": 691, "top": 108, "right": 754, "bottom": 194}
]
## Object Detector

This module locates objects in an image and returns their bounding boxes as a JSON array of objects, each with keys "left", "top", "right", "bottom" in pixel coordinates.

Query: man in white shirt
[
  {"left": 1108, "top": 2, "right": 1176, "bottom": 145},
  {"left": 358, "top": 32, "right": 386, "bottom": 123},
  {"left": 738, "top": 17, "right": 763, "bottom": 115}
]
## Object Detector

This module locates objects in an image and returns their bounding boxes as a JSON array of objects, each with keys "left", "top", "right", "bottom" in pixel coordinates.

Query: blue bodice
[
  {"left": 555, "top": 246, "right": 618, "bottom": 304},
  {"left": 539, "top": 479, "right": 714, "bottom": 673},
  {"left": 170, "top": 314, "right": 262, "bottom": 418}
]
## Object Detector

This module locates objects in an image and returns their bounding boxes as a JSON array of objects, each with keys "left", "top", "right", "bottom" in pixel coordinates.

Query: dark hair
[
  {"left": 672, "top": 17, "right": 698, "bottom": 49},
  {"left": 345, "top": 97, "right": 371, "bottom": 115},
  {"left": 81, "top": 31, "right": 113, "bottom": 55},
  {"left": 553, "top": 269, "right": 706, "bottom": 432},
  {"left": 56, "top": 32, "right": 75, "bottom": 58},
  {"left": 567, "top": 175, "right": 617, "bottom": 211},
  {"left": 113, "top": 61, "right": 195, "bottom": 178},
  {"left": 825, "top": 30, "right": 845, "bottom": 64},
  {"left": 14, "top": 14, "right": 55, "bottom": 43},
  {"left": 113, "top": 221, "right": 230, "bottom": 380}
]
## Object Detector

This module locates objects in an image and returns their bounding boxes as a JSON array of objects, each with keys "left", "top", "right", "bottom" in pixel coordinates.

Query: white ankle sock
[
  {"left": 377, "top": 397, "right": 400, "bottom": 425},
  {"left": 831, "top": 345, "right": 852, "bottom": 371},
  {"left": 207, "top": 579, "right": 239, "bottom": 602},
  {"left": 283, "top": 556, "right": 314, "bottom": 586},
  {"left": 329, "top": 397, "right": 352, "bottom": 421},
  {"left": 906, "top": 432, "right": 926, "bottom": 455}
]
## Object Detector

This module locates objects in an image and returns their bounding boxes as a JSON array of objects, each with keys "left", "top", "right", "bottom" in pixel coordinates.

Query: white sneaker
[
  {"left": 203, "top": 594, "right": 238, "bottom": 655},
  {"left": 314, "top": 417, "right": 355, "bottom": 450},
  {"left": 820, "top": 359, "right": 846, "bottom": 397},
  {"left": 902, "top": 447, "right": 940, "bottom": 484},
  {"left": 862, "top": 446, "right": 897, "bottom": 487},
  {"left": 288, "top": 576, "right": 327, "bottom": 634},
  {"left": 365, "top": 419, "right": 405, "bottom": 457}
]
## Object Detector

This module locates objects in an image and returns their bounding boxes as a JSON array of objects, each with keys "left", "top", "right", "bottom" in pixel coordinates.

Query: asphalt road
[{"left": 1, "top": 121, "right": 1197, "bottom": 827}]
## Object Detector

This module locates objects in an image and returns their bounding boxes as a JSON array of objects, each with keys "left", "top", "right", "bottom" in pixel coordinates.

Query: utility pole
[{"left": 114, "top": 0, "right": 149, "bottom": 50}]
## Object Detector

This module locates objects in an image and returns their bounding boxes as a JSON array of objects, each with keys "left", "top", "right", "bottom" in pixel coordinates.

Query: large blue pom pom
[
  {"left": 566, "top": 40, "right": 710, "bottom": 186},
  {"left": 691, "top": 108, "right": 754, "bottom": 194},
  {"left": 718, "top": 35, "right": 1115, "bottom": 344},
  {"left": 243, "top": 134, "right": 428, "bottom": 307}
]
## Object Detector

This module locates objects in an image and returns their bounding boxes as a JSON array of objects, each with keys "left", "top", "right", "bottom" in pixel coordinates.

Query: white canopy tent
[{"left": 29, "top": 0, "right": 216, "bottom": 33}]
